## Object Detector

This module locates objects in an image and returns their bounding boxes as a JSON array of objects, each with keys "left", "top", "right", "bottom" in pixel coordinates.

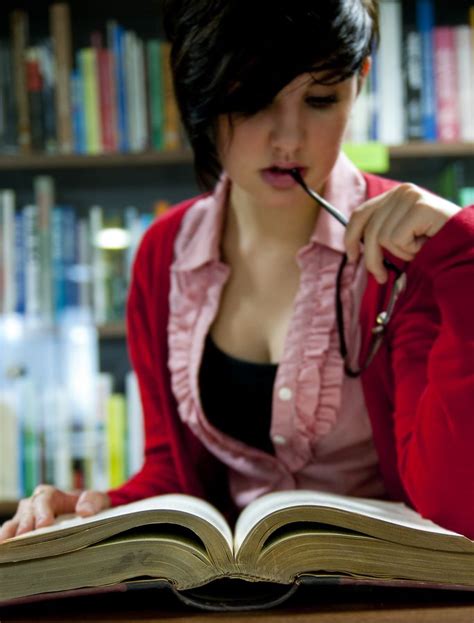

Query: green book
[{"left": 146, "top": 39, "right": 164, "bottom": 150}]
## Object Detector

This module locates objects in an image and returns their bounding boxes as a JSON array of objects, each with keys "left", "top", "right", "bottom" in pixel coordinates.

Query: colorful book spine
[
  {"left": 377, "top": 0, "right": 405, "bottom": 144},
  {"left": 416, "top": 0, "right": 437, "bottom": 141},
  {"left": 10, "top": 10, "right": 31, "bottom": 152},
  {"left": 78, "top": 48, "right": 102, "bottom": 154},
  {"left": 106, "top": 393, "right": 127, "bottom": 488},
  {"left": 0, "top": 190, "right": 16, "bottom": 315},
  {"left": 22, "top": 204, "right": 41, "bottom": 319},
  {"left": 404, "top": 29, "right": 424, "bottom": 140},
  {"left": 34, "top": 175, "right": 55, "bottom": 320},
  {"left": 25, "top": 47, "right": 45, "bottom": 152},
  {"left": 433, "top": 27, "right": 460, "bottom": 142},
  {"left": 49, "top": 3, "right": 73, "bottom": 153},
  {"left": 108, "top": 21, "right": 129, "bottom": 152},
  {"left": 38, "top": 41, "right": 57, "bottom": 154},
  {"left": 71, "top": 68, "right": 86, "bottom": 154},
  {"left": 455, "top": 25, "right": 474, "bottom": 142},
  {"left": 91, "top": 32, "right": 116, "bottom": 153},
  {"left": 147, "top": 39, "right": 164, "bottom": 150},
  {"left": 14, "top": 212, "right": 25, "bottom": 314},
  {"left": 161, "top": 41, "right": 181, "bottom": 150}
]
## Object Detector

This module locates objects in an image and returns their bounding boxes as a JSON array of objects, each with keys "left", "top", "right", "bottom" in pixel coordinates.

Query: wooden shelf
[
  {"left": 0, "top": 149, "right": 194, "bottom": 170},
  {"left": 0, "top": 144, "right": 472, "bottom": 171},
  {"left": 389, "top": 142, "right": 474, "bottom": 158}
]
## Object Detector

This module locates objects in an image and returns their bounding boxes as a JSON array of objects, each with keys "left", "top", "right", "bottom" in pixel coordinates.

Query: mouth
[{"left": 260, "top": 164, "right": 307, "bottom": 189}]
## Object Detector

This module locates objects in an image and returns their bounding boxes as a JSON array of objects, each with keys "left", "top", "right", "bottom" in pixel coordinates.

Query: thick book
[{"left": 1, "top": 490, "right": 473, "bottom": 611}]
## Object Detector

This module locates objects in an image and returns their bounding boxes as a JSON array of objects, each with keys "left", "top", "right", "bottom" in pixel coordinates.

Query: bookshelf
[{"left": 1, "top": 0, "right": 474, "bottom": 508}]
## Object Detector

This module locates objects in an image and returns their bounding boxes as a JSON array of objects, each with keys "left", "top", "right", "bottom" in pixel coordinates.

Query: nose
[{"left": 269, "top": 103, "right": 305, "bottom": 156}]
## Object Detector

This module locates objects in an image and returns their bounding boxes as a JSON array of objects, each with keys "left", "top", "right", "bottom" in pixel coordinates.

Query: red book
[
  {"left": 433, "top": 26, "right": 460, "bottom": 142},
  {"left": 91, "top": 31, "right": 117, "bottom": 152}
]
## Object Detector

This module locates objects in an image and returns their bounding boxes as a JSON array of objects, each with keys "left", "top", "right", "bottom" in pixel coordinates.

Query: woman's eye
[{"left": 306, "top": 96, "right": 338, "bottom": 109}]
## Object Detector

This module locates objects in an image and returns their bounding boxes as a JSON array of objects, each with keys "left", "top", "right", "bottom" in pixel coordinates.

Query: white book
[
  {"left": 377, "top": 0, "right": 405, "bottom": 144},
  {"left": 455, "top": 25, "right": 474, "bottom": 142},
  {"left": 22, "top": 205, "right": 42, "bottom": 320},
  {"left": 126, "top": 370, "right": 144, "bottom": 477},
  {"left": 0, "top": 190, "right": 16, "bottom": 314}
]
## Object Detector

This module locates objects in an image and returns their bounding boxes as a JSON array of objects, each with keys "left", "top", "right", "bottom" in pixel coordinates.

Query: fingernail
[{"left": 77, "top": 503, "right": 94, "bottom": 515}]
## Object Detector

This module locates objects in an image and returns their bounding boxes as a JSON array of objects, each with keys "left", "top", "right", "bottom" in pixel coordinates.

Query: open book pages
[
  {"left": 0, "top": 494, "right": 233, "bottom": 565},
  {"left": 235, "top": 490, "right": 470, "bottom": 553}
]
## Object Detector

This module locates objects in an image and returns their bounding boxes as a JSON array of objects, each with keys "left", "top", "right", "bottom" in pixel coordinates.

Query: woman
[{"left": 2, "top": 0, "right": 473, "bottom": 541}]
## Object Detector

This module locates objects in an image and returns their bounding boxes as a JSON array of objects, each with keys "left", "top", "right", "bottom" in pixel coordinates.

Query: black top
[{"left": 198, "top": 334, "right": 278, "bottom": 455}]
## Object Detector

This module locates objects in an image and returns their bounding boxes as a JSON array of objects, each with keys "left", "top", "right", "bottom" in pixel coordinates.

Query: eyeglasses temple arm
[{"left": 289, "top": 168, "right": 401, "bottom": 277}]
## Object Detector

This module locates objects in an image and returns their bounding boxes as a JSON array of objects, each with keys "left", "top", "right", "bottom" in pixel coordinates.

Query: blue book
[
  {"left": 71, "top": 68, "right": 86, "bottom": 154},
  {"left": 61, "top": 206, "right": 78, "bottom": 308},
  {"left": 416, "top": 0, "right": 437, "bottom": 141},
  {"left": 14, "top": 212, "right": 25, "bottom": 314},
  {"left": 51, "top": 207, "right": 67, "bottom": 316},
  {"left": 110, "top": 22, "right": 129, "bottom": 152}
]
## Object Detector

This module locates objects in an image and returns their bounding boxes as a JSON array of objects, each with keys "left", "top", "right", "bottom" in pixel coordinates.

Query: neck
[{"left": 223, "top": 183, "right": 321, "bottom": 259}]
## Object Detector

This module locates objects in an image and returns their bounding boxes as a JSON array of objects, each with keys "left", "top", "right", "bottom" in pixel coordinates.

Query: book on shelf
[
  {"left": 50, "top": 2, "right": 73, "bottom": 154},
  {"left": 0, "top": 490, "right": 473, "bottom": 610},
  {"left": 10, "top": 10, "right": 30, "bottom": 153}
]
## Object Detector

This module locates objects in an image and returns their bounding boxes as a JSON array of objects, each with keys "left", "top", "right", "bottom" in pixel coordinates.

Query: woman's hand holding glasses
[{"left": 343, "top": 183, "right": 461, "bottom": 284}]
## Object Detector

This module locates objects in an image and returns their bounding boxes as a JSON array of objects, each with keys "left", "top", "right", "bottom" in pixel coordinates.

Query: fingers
[
  {"left": 0, "top": 485, "right": 82, "bottom": 543},
  {"left": 75, "top": 490, "right": 111, "bottom": 517},
  {"left": 345, "top": 183, "right": 460, "bottom": 284}
]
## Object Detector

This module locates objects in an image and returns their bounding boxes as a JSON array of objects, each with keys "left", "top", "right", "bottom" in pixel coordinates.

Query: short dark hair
[{"left": 163, "top": 0, "right": 379, "bottom": 190}]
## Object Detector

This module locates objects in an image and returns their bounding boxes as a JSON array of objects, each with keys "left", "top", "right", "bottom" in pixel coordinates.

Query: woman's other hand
[
  {"left": 0, "top": 485, "right": 111, "bottom": 543},
  {"left": 345, "top": 183, "right": 461, "bottom": 283}
]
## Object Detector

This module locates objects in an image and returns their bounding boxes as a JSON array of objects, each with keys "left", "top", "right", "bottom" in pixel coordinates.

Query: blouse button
[
  {"left": 278, "top": 387, "right": 293, "bottom": 402},
  {"left": 272, "top": 434, "right": 287, "bottom": 446}
]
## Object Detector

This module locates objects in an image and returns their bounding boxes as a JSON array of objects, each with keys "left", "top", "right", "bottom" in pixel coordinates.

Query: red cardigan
[{"left": 109, "top": 173, "right": 474, "bottom": 537}]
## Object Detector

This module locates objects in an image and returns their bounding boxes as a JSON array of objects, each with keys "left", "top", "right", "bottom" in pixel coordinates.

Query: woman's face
[{"left": 217, "top": 71, "right": 361, "bottom": 210}]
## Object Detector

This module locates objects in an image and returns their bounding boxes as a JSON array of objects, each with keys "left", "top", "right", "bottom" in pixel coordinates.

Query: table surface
[{"left": 1, "top": 585, "right": 474, "bottom": 623}]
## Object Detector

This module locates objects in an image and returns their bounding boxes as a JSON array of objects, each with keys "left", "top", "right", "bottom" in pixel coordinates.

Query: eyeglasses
[{"left": 289, "top": 168, "right": 406, "bottom": 377}]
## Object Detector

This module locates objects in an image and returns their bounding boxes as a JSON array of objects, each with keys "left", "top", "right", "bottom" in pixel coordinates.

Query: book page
[
  {"left": 1, "top": 494, "right": 233, "bottom": 551},
  {"left": 234, "top": 490, "right": 468, "bottom": 552}
]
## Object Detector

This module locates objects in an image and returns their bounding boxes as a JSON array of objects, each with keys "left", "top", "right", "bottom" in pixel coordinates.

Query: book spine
[
  {"left": 147, "top": 39, "right": 164, "bottom": 150},
  {"left": 455, "top": 25, "right": 474, "bottom": 142},
  {"left": 404, "top": 29, "right": 424, "bottom": 141},
  {"left": 434, "top": 27, "right": 460, "bottom": 142},
  {"left": 109, "top": 21, "right": 129, "bottom": 152},
  {"left": 125, "top": 371, "right": 144, "bottom": 477},
  {"left": 14, "top": 211, "right": 25, "bottom": 314},
  {"left": 34, "top": 175, "right": 55, "bottom": 320},
  {"left": 49, "top": 3, "right": 74, "bottom": 153},
  {"left": 89, "top": 205, "right": 107, "bottom": 325},
  {"left": 99, "top": 48, "right": 116, "bottom": 152},
  {"left": 377, "top": 0, "right": 405, "bottom": 144},
  {"left": 78, "top": 48, "right": 102, "bottom": 154},
  {"left": 135, "top": 36, "right": 148, "bottom": 152},
  {"left": 161, "top": 41, "right": 181, "bottom": 151},
  {"left": 0, "top": 190, "right": 16, "bottom": 315},
  {"left": 61, "top": 207, "right": 78, "bottom": 308},
  {"left": 51, "top": 207, "right": 66, "bottom": 316},
  {"left": 124, "top": 31, "right": 138, "bottom": 152},
  {"left": 71, "top": 68, "right": 86, "bottom": 154},
  {"left": 22, "top": 204, "right": 42, "bottom": 319},
  {"left": 0, "top": 42, "right": 18, "bottom": 153},
  {"left": 416, "top": 0, "right": 437, "bottom": 141},
  {"left": 106, "top": 393, "right": 127, "bottom": 487},
  {"left": 77, "top": 217, "right": 92, "bottom": 310},
  {"left": 25, "top": 47, "right": 45, "bottom": 152},
  {"left": 10, "top": 10, "right": 31, "bottom": 153},
  {"left": 38, "top": 41, "right": 58, "bottom": 154}
]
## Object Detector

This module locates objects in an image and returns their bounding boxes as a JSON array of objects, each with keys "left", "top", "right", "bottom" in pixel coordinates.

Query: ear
[{"left": 357, "top": 56, "right": 372, "bottom": 94}]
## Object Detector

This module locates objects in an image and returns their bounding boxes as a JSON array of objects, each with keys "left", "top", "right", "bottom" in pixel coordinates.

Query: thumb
[{"left": 75, "top": 491, "right": 111, "bottom": 517}]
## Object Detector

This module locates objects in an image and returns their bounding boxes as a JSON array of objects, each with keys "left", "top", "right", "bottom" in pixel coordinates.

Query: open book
[{"left": 1, "top": 490, "right": 474, "bottom": 610}]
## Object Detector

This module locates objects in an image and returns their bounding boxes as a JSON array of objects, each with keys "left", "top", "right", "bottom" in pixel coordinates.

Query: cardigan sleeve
[
  {"left": 388, "top": 205, "right": 474, "bottom": 537},
  {"left": 106, "top": 224, "right": 183, "bottom": 506}
]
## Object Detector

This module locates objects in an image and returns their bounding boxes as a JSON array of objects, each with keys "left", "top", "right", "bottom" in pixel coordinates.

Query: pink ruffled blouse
[{"left": 168, "top": 153, "right": 386, "bottom": 509}]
